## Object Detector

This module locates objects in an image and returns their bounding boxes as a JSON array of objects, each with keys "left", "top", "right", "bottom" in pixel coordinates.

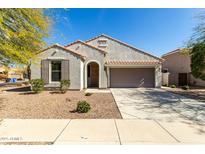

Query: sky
[{"left": 44, "top": 8, "right": 204, "bottom": 57}]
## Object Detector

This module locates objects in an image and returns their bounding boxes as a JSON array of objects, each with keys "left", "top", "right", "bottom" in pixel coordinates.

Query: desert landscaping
[{"left": 0, "top": 86, "right": 122, "bottom": 119}]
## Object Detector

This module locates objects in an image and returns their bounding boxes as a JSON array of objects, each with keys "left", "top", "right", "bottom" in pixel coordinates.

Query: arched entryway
[{"left": 87, "top": 62, "right": 99, "bottom": 88}]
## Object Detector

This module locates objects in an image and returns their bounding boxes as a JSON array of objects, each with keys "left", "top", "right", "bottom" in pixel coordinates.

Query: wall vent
[{"left": 98, "top": 39, "right": 108, "bottom": 48}]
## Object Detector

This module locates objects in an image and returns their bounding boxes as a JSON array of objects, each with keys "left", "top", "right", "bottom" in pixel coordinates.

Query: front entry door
[{"left": 87, "top": 62, "right": 99, "bottom": 87}]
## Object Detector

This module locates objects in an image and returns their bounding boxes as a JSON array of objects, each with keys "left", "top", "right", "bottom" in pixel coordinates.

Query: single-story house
[
  {"left": 162, "top": 49, "right": 205, "bottom": 86},
  {"left": 30, "top": 34, "right": 162, "bottom": 90}
]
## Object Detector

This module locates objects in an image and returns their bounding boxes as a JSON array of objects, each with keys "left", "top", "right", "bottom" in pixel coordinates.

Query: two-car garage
[{"left": 110, "top": 68, "right": 155, "bottom": 88}]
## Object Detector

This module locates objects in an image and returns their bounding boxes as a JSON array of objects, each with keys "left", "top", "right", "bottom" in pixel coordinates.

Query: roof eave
[
  {"left": 37, "top": 44, "right": 86, "bottom": 60},
  {"left": 65, "top": 40, "right": 107, "bottom": 54},
  {"left": 161, "top": 48, "right": 181, "bottom": 58}
]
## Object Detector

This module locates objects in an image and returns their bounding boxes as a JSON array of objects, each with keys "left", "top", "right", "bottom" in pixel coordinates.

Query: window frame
[{"left": 50, "top": 60, "right": 62, "bottom": 82}]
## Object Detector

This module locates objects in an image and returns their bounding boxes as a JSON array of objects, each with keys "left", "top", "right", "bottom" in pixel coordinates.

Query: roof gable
[
  {"left": 86, "top": 34, "right": 162, "bottom": 61},
  {"left": 38, "top": 44, "right": 86, "bottom": 60},
  {"left": 65, "top": 40, "right": 107, "bottom": 54}
]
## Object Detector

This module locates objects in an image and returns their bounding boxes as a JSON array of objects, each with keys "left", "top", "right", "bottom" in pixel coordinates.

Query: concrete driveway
[{"left": 111, "top": 88, "right": 205, "bottom": 123}]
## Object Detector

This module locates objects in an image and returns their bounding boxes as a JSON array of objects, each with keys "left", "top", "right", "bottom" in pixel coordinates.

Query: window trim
[{"left": 49, "top": 60, "right": 62, "bottom": 83}]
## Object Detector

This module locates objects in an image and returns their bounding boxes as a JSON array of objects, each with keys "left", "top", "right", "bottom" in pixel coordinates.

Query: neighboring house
[
  {"left": 0, "top": 63, "right": 25, "bottom": 81},
  {"left": 30, "top": 34, "right": 162, "bottom": 90},
  {"left": 162, "top": 49, "right": 205, "bottom": 86},
  {"left": 7, "top": 63, "right": 26, "bottom": 80}
]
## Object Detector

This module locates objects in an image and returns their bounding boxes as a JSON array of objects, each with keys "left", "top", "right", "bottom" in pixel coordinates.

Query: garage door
[{"left": 110, "top": 68, "right": 155, "bottom": 88}]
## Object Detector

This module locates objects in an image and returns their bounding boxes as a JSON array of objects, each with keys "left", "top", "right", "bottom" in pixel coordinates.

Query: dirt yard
[
  {"left": 0, "top": 87, "right": 122, "bottom": 119},
  {"left": 162, "top": 86, "right": 205, "bottom": 102}
]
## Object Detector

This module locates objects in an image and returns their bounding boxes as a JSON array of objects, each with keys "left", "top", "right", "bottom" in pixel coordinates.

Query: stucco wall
[
  {"left": 31, "top": 35, "right": 163, "bottom": 90},
  {"left": 87, "top": 36, "right": 158, "bottom": 61},
  {"left": 162, "top": 52, "right": 190, "bottom": 86},
  {"left": 155, "top": 65, "right": 162, "bottom": 88},
  {"left": 162, "top": 51, "right": 205, "bottom": 86},
  {"left": 162, "top": 72, "right": 169, "bottom": 86},
  {"left": 162, "top": 52, "right": 191, "bottom": 73},
  {"left": 30, "top": 47, "right": 83, "bottom": 89},
  {"left": 87, "top": 36, "right": 162, "bottom": 88},
  {"left": 67, "top": 42, "right": 107, "bottom": 88}
]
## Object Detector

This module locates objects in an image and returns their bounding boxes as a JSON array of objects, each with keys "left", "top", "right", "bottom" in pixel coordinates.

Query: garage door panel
[{"left": 110, "top": 68, "right": 155, "bottom": 88}]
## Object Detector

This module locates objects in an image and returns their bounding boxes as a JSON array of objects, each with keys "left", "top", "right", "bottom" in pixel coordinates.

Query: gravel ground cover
[{"left": 0, "top": 87, "right": 122, "bottom": 119}]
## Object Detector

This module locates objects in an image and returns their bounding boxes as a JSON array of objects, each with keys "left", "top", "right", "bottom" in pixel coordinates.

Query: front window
[{"left": 51, "top": 61, "right": 61, "bottom": 82}]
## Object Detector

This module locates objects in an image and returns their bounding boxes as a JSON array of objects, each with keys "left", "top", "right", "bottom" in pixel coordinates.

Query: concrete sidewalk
[{"left": 0, "top": 119, "right": 204, "bottom": 144}]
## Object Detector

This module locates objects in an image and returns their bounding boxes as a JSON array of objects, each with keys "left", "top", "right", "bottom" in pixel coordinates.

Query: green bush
[
  {"left": 60, "top": 80, "right": 70, "bottom": 93},
  {"left": 85, "top": 92, "right": 92, "bottom": 96},
  {"left": 181, "top": 85, "right": 189, "bottom": 90},
  {"left": 30, "top": 79, "right": 44, "bottom": 93},
  {"left": 76, "top": 101, "right": 91, "bottom": 113},
  {"left": 170, "top": 85, "right": 176, "bottom": 88},
  {"left": 163, "top": 84, "right": 168, "bottom": 87}
]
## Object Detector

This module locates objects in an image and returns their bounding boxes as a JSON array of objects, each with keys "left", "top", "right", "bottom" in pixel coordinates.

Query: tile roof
[
  {"left": 38, "top": 44, "right": 86, "bottom": 60},
  {"left": 65, "top": 40, "right": 107, "bottom": 54},
  {"left": 105, "top": 60, "right": 161, "bottom": 65}
]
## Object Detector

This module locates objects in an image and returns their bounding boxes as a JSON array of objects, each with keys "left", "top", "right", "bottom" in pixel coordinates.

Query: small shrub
[
  {"left": 85, "top": 92, "right": 92, "bottom": 96},
  {"left": 181, "top": 85, "right": 189, "bottom": 90},
  {"left": 170, "top": 85, "right": 176, "bottom": 88},
  {"left": 30, "top": 79, "right": 44, "bottom": 93},
  {"left": 60, "top": 80, "right": 70, "bottom": 93},
  {"left": 76, "top": 101, "right": 91, "bottom": 113},
  {"left": 163, "top": 84, "right": 168, "bottom": 87}
]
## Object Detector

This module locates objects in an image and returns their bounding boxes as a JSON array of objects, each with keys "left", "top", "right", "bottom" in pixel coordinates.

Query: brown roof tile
[
  {"left": 38, "top": 44, "right": 86, "bottom": 60},
  {"left": 105, "top": 60, "right": 161, "bottom": 65},
  {"left": 65, "top": 40, "right": 107, "bottom": 54}
]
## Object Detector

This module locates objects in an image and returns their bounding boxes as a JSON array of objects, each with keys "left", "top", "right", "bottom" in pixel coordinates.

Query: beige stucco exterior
[
  {"left": 87, "top": 35, "right": 159, "bottom": 61},
  {"left": 162, "top": 49, "right": 205, "bottom": 86},
  {"left": 66, "top": 42, "right": 107, "bottom": 88},
  {"left": 31, "top": 34, "right": 162, "bottom": 90},
  {"left": 87, "top": 35, "right": 162, "bottom": 88},
  {"left": 30, "top": 47, "right": 83, "bottom": 90}
]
